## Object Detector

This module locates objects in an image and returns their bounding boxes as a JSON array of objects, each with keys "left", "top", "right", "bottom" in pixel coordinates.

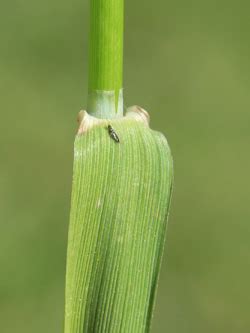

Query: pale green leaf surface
[{"left": 65, "top": 117, "right": 173, "bottom": 333}]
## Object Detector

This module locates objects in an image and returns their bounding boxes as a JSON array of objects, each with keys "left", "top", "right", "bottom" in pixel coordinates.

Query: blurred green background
[{"left": 1, "top": 0, "right": 250, "bottom": 332}]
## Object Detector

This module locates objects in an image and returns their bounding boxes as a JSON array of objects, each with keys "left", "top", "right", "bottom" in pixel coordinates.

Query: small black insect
[{"left": 108, "top": 124, "right": 120, "bottom": 143}]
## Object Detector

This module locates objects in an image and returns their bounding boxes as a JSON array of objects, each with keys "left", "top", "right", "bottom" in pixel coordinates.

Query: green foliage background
[{"left": 1, "top": 0, "right": 249, "bottom": 332}]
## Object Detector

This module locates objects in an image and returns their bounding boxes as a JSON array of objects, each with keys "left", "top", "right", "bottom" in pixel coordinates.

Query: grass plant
[{"left": 64, "top": 0, "right": 173, "bottom": 332}]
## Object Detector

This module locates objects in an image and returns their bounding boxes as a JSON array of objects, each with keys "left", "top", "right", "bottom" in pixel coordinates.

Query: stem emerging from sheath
[
  {"left": 87, "top": 0, "right": 124, "bottom": 118},
  {"left": 64, "top": 1, "right": 173, "bottom": 332}
]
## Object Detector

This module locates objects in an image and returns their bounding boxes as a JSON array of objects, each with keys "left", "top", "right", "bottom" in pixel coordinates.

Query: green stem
[{"left": 87, "top": 0, "right": 124, "bottom": 118}]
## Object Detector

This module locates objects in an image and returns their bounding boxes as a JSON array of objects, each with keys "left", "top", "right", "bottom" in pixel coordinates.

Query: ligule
[{"left": 65, "top": 107, "right": 173, "bottom": 333}]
